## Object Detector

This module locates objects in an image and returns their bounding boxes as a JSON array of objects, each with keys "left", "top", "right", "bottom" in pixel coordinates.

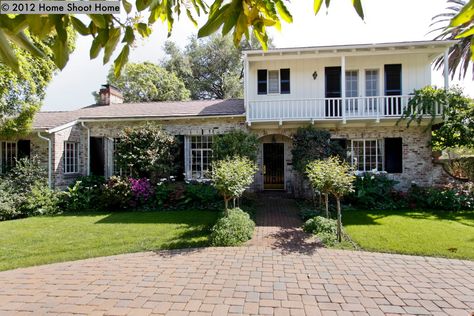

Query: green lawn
[
  {"left": 0, "top": 210, "right": 219, "bottom": 271},
  {"left": 343, "top": 210, "right": 474, "bottom": 260}
]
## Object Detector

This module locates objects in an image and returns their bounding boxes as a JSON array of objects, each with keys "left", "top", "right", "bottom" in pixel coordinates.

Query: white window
[
  {"left": 64, "top": 141, "right": 79, "bottom": 174},
  {"left": 365, "top": 69, "right": 379, "bottom": 97},
  {"left": 186, "top": 136, "right": 213, "bottom": 179},
  {"left": 345, "top": 70, "right": 359, "bottom": 98},
  {"left": 0, "top": 141, "right": 17, "bottom": 173},
  {"left": 351, "top": 139, "right": 384, "bottom": 172},
  {"left": 268, "top": 70, "right": 279, "bottom": 94}
]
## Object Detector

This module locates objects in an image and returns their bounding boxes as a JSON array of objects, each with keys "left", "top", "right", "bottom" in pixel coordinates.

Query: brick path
[{"left": 0, "top": 194, "right": 473, "bottom": 315}]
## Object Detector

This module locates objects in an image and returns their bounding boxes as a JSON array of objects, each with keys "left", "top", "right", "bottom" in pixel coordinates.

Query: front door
[
  {"left": 263, "top": 143, "right": 284, "bottom": 190},
  {"left": 325, "top": 66, "right": 342, "bottom": 117}
]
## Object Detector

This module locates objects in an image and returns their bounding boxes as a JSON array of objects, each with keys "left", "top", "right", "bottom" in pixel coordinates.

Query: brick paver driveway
[{"left": 0, "top": 195, "right": 473, "bottom": 315}]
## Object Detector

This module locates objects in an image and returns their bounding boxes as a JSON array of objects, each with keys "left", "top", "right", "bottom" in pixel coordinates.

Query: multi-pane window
[
  {"left": 351, "top": 139, "right": 384, "bottom": 172},
  {"left": 268, "top": 70, "right": 279, "bottom": 94},
  {"left": 64, "top": 141, "right": 79, "bottom": 174},
  {"left": 365, "top": 70, "right": 379, "bottom": 96},
  {"left": 0, "top": 141, "right": 17, "bottom": 173},
  {"left": 345, "top": 70, "right": 358, "bottom": 98},
  {"left": 189, "top": 136, "right": 213, "bottom": 179}
]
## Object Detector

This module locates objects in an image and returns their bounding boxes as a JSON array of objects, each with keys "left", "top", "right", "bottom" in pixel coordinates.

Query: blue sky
[{"left": 42, "top": 0, "right": 474, "bottom": 111}]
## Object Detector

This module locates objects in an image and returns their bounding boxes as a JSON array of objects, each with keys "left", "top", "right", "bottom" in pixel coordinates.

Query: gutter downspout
[
  {"left": 81, "top": 122, "right": 90, "bottom": 176},
  {"left": 37, "top": 132, "right": 52, "bottom": 188}
]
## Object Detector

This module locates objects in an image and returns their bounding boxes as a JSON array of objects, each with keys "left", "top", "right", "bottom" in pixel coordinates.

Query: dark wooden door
[
  {"left": 90, "top": 137, "right": 105, "bottom": 176},
  {"left": 384, "top": 64, "right": 402, "bottom": 115},
  {"left": 325, "top": 66, "right": 342, "bottom": 117},
  {"left": 263, "top": 143, "right": 284, "bottom": 190}
]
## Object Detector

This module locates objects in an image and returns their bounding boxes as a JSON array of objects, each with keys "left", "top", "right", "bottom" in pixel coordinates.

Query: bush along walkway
[{"left": 245, "top": 192, "right": 322, "bottom": 254}]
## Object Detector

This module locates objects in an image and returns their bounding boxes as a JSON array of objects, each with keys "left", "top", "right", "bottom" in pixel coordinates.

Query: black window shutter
[
  {"left": 330, "top": 138, "right": 348, "bottom": 160},
  {"left": 384, "top": 138, "right": 402, "bottom": 173},
  {"left": 174, "top": 135, "right": 185, "bottom": 181},
  {"left": 384, "top": 64, "right": 402, "bottom": 96},
  {"left": 280, "top": 68, "right": 290, "bottom": 94},
  {"left": 257, "top": 69, "right": 267, "bottom": 95},
  {"left": 17, "top": 140, "right": 31, "bottom": 160}
]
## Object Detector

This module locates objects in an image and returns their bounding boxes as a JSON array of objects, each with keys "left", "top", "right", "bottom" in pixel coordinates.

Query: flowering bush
[
  {"left": 102, "top": 176, "right": 132, "bottom": 210},
  {"left": 407, "top": 182, "right": 474, "bottom": 211},
  {"left": 130, "top": 178, "right": 155, "bottom": 206}
]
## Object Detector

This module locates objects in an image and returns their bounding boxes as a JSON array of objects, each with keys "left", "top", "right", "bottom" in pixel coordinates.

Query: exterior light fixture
[{"left": 312, "top": 71, "right": 318, "bottom": 80}]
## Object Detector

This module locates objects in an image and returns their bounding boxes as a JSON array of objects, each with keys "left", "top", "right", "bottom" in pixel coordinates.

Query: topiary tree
[
  {"left": 306, "top": 157, "right": 355, "bottom": 242},
  {"left": 115, "top": 123, "right": 178, "bottom": 181},
  {"left": 210, "top": 156, "right": 257, "bottom": 211},
  {"left": 306, "top": 159, "right": 332, "bottom": 218},
  {"left": 212, "top": 130, "right": 259, "bottom": 162}
]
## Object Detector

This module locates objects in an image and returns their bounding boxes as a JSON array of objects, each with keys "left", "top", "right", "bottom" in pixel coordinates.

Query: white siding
[{"left": 247, "top": 53, "right": 432, "bottom": 101}]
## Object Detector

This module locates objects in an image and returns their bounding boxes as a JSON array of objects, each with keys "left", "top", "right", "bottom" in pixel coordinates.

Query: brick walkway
[{"left": 0, "top": 194, "right": 473, "bottom": 315}]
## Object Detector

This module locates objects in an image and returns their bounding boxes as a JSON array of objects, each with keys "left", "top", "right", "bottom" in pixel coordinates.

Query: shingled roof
[{"left": 33, "top": 99, "right": 245, "bottom": 130}]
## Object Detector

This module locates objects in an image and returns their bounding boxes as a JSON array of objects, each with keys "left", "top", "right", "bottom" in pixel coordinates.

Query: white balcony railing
[{"left": 247, "top": 95, "right": 443, "bottom": 123}]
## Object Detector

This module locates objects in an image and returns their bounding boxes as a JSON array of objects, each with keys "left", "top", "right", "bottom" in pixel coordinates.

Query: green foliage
[
  {"left": 212, "top": 130, "right": 259, "bottom": 162},
  {"left": 303, "top": 216, "right": 338, "bottom": 246},
  {"left": 399, "top": 86, "right": 474, "bottom": 150},
  {"left": 306, "top": 157, "right": 355, "bottom": 199},
  {"left": 62, "top": 175, "right": 105, "bottom": 212},
  {"left": 102, "top": 176, "right": 132, "bottom": 211},
  {"left": 115, "top": 124, "right": 178, "bottom": 180},
  {"left": 210, "top": 156, "right": 257, "bottom": 209},
  {"left": 0, "top": 30, "right": 75, "bottom": 138},
  {"left": 0, "top": 157, "right": 60, "bottom": 220},
  {"left": 184, "top": 183, "right": 221, "bottom": 207},
  {"left": 299, "top": 207, "right": 321, "bottom": 221},
  {"left": 348, "top": 173, "right": 400, "bottom": 210},
  {"left": 163, "top": 35, "right": 243, "bottom": 99},
  {"left": 107, "top": 62, "right": 190, "bottom": 103},
  {"left": 407, "top": 183, "right": 474, "bottom": 211},
  {"left": 210, "top": 208, "right": 255, "bottom": 246},
  {"left": 292, "top": 126, "right": 345, "bottom": 174},
  {"left": 444, "top": 157, "right": 474, "bottom": 181}
]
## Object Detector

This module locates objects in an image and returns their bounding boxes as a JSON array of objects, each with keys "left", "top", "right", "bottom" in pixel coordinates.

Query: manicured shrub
[
  {"left": 184, "top": 182, "right": 220, "bottom": 208},
  {"left": 210, "top": 208, "right": 255, "bottom": 246},
  {"left": 212, "top": 130, "right": 259, "bottom": 162},
  {"left": 210, "top": 156, "right": 257, "bottom": 210},
  {"left": 0, "top": 183, "right": 21, "bottom": 221},
  {"left": 155, "top": 180, "right": 174, "bottom": 207},
  {"left": 303, "top": 216, "right": 338, "bottom": 246},
  {"left": 102, "top": 176, "right": 132, "bottom": 210},
  {"left": 299, "top": 207, "right": 321, "bottom": 221},
  {"left": 348, "top": 173, "right": 400, "bottom": 210}
]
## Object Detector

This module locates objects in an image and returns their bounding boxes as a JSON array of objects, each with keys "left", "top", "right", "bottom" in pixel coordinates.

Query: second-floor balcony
[{"left": 247, "top": 95, "right": 443, "bottom": 124}]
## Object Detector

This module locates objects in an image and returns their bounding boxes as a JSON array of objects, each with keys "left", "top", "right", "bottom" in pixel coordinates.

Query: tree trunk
[
  {"left": 324, "top": 193, "right": 329, "bottom": 218},
  {"left": 336, "top": 197, "right": 342, "bottom": 242},
  {"left": 224, "top": 198, "right": 229, "bottom": 214}
]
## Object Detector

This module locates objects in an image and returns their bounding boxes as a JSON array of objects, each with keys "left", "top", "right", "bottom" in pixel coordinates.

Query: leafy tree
[
  {"left": 0, "top": 32, "right": 75, "bottom": 138},
  {"left": 163, "top": 35, "right": 243, "bottom": 99},
  {"left": 210, "top": 156, "right": 257, "bottom": 211},
  {"left": 212, "top": 130, "right": 259, "bottom": 162},
  {"left": 432, "top": 0, "right": 473, "bottom": 79},
  {"left": 107, "top": 62, "right": 190, "bottom": 102},
  {"left": 291, "top": 126, "right": 345, "bottom": 174},
  {"left": 115, "top": 124, "right": 178, "bottom": 180},
  {"left": 306, "top": 157, "right": 354, "bottom": 242},
  {"left": 399, "top": 86, "right": 474, "bottom": 150},
  {"left": 0, "top": 0, "right": 365, "bottom": 75}
]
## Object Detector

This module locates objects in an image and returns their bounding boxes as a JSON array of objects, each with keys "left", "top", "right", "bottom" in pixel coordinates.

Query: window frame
[
  {"left": 350, "top": 139, "right": 384, "bottom": 172},
  {"left": 63, "top": 141, "right": 79, "bottom": 174},
  {"left": 267, "top": 70, "right": 280, "bottom": 94},
  {"left": 186, "top": 135, "right": 213, "bottom": 180},
  {"left": 257, "top": 69, "right": 291, "bottom": 95}
]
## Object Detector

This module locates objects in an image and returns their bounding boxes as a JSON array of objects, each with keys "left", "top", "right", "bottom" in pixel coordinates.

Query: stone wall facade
[{"left": 13, "top": 117, "right": 451, "bottom": 191}]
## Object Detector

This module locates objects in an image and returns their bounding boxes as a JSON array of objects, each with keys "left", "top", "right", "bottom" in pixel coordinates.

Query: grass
[
  {"left": 0, "top": 210, "right": 219, "bottom": 271},
  {"left": 343, "top": 209, "right": 474, "bottom": 260}
]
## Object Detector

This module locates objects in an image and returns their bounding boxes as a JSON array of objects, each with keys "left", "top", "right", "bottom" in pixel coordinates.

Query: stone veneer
[{"left": 16, "top": 117, "right": 450, "bottom": 191}]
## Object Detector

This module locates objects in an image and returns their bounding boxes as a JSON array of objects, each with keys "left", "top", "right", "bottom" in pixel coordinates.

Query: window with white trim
[
  {"left": 187, "top": 136, "right": 213, "bottom": 179},
  {"left": 365, "top": 69, "right": 379, "bottom": 97},
  {"left": 268, "top": 70, "right": 280, "bottom": 94},
  {"left": 350, "top": 139, "right": 384, "bottom": 172},
  {"left": 64, "top": 141, "right": 79, "bottom": 174},
  {"left": 0, "top": 141, "right": 17, "bottom": 173}
]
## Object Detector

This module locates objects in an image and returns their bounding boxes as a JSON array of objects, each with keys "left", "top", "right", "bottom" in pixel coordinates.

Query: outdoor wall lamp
[{"left": 312, "top": 71, "right": 318, "bottom": 80}]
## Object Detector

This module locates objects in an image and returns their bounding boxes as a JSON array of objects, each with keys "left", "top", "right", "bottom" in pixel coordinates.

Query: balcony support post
[
  {"left": 341, "top": 55, "right": 346, "bottom": 124},
  {"left": 443, "top": 48, "right": 449, "bottom": 90}
]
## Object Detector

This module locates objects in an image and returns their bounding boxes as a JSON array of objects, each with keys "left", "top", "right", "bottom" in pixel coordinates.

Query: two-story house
[{"left": 0, "top": 40, "right": 455, "bottom": 192}]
